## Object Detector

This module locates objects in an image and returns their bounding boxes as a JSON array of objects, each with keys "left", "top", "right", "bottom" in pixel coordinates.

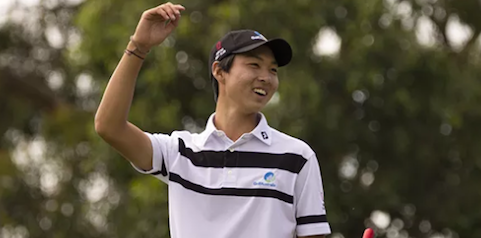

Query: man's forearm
[{"left": 94, "top": 41, "right": 145, "bottom": 136}]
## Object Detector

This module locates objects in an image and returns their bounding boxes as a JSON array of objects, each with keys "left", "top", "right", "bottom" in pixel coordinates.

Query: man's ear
[{"left": 212, "top": 61, "right": 225, "bottom": 84}]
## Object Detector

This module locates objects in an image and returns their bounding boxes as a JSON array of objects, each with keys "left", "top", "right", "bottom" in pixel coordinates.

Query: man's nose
[{"left": 258, "top": 71, "right": 272, "bottom": 82}]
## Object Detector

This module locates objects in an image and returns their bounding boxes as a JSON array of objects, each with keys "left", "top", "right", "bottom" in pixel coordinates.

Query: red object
[
  {"left": 216, "top": 41, "right": 222, "bottom": 50},
  {"left": 362, "top": 228, "right": 374, "bottom": 238}
]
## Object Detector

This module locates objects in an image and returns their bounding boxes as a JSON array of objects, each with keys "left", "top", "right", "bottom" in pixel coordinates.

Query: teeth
[{"left": 253, "top": 88, "right": 267, "bottom": 96}]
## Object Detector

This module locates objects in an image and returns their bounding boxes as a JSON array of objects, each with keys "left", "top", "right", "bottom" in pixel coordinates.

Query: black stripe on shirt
[
  {"left": 150, "top": 160, "right": 168, "bottom": 176},
  {"left": 178, "top": 138, "right": 307, "bottom": 174},
  {"left": 169, "top": 172, "right": 294, "bottom": 204},
  {"left": 296, "top": 215, "right": 328, "bottom": 225}
]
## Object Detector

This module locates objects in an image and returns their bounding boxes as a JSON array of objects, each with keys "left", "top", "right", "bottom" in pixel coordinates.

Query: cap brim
[{"left": 232, "top": 38, "right": 292, "bottom": 67}]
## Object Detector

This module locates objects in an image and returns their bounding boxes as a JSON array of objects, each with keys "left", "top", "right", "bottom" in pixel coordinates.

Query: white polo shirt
[{"left": 133, "top": 113, "right": 331, "bottom": 238}]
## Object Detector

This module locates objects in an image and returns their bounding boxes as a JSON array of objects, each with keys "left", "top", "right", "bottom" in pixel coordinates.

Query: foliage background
[{"left": 1, "top": 0, "right": 481, "bottom": 237}]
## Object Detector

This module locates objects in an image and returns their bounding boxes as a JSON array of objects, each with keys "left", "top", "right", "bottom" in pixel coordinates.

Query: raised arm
[{"left": 94, "top": 2, "right": 185, "bottom": 170}]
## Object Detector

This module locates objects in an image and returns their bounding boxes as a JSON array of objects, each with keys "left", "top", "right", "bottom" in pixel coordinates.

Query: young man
[{"left": 95, "top": 2, "right": 334, "bottom": 238}]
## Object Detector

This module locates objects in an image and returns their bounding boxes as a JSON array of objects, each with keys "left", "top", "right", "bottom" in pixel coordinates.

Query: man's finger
[
  {"left": 362, "top": 228, "right": 374, "bottom": 238},
  {"left": 174, "top": 8, "right": 181, "bottom": 17},
  {"left": 156, "top": 8, "right": 170, "bottom": 21},
  {"left": 171, "top": 4, "right": 185, "bottom": 18},
  {"left": 171, "top": 16, "right": 180, "bottom": 27},
  {"left": 174, "top": 4, "right": 185, "bottom": 11},
  {"left": 164, "top": 5, "right": 177, "bottom": 20}
]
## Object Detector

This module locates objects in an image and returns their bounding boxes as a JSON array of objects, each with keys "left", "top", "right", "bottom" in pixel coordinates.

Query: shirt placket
[
  {"left": 223, "top": 149, "right": 238, "bottom": 185},
  {"left": 218, "top": 132, "right": 239, "bottom": 186}
]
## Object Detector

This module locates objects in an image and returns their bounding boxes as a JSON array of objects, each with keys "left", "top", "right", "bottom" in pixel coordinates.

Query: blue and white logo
[
  {"left": 253, "top": 171, "right": 276, "bottom": 187},
  {"left": 251, "top": 31, "right": 268, "bottom": 41},
  {"left": 264, "top": 172, "right": 275, "bottom": 182}
]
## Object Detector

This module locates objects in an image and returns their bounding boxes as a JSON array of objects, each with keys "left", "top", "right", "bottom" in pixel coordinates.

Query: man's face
[{"left": 219, "top": 45, "right": 279, "bottom": 113}]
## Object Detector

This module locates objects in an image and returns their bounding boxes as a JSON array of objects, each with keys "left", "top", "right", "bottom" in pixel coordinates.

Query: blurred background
[{"left": 1, "top": 0, "right": 481, "bottom": 237}]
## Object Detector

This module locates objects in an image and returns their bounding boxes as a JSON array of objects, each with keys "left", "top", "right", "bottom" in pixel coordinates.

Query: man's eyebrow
[{"left": 245, "top": 52, "right": 278, "bottom": 65}]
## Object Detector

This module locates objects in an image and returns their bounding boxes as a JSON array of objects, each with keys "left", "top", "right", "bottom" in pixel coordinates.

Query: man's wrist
[
  {"left": 129, "top": 35, "right": 151, "bottom": 54},
  {"left": 126, "top": 41, "right": 148, "bottom": 60}
]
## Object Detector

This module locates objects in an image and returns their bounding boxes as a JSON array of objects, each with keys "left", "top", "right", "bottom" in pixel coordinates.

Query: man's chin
[{"left": 245, "top": 102, "right": 267, "bottom": 114}]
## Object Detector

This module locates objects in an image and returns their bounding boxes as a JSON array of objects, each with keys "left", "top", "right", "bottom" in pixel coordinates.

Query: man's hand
[{"left": 131, "top": 2, "right": 185, "bottom": 52}]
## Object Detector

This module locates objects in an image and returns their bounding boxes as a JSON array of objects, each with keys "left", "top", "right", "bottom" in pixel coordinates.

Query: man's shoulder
[
  {"left": 171, "top": 129, "right": 195, "bottom": 137},
  {"left": 148, "top": 129, "right": 197, "bottom": 141},
  {"left": 269, "top": 128, "right": 316, "bottom": 159}
]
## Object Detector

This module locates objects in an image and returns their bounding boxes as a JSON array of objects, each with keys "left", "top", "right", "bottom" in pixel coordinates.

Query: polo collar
[
  {"left": 250, "top": 113, "right": 272, "bottom": 145},
  {"left": 197, "top": 112, "right": 272, "bottom": 146}
]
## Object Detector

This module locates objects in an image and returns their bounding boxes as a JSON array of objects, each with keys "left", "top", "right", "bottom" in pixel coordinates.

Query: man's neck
[{"left": 213, "top": 105, "right": 259, "bottom": 142}]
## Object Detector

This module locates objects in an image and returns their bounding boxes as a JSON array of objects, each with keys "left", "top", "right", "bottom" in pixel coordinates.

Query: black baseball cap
[{"left": 209, "top": 29, "right": 292, "bottom": 101}]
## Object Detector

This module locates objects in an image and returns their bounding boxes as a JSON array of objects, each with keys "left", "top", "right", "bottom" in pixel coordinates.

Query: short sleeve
[
  {"left": 131, "top": 132, "right": 179, "bottom": 184},
  {"left": 294, "top": 153, "right": 331, "bottom": 237}
]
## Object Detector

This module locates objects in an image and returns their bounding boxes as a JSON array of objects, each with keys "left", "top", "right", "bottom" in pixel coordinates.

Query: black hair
[{"left": 211, "top": 54, "right": 236, "bottom": 102}]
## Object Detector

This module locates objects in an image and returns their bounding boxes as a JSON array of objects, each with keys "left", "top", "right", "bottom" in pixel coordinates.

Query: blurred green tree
[{"left": 1, "top": 0, "right": 480, "bottom": 237}]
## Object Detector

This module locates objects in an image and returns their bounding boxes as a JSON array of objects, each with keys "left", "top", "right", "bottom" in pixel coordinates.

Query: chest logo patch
[{"left": 253, "top": 172, "right": 276, "bottom": 187}]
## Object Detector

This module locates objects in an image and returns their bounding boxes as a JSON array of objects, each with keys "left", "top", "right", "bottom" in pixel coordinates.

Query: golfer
[{"left": 95, "top": 2, "right": 343, "bottom": 238}]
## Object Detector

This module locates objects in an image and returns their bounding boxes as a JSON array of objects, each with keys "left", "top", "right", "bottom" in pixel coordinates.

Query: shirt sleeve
[
  {"left": 131, "top": 132, "right": 179, "bottom": 184},
  {"left": 295, "top": 153, "right": 331, "bottom": 237}
]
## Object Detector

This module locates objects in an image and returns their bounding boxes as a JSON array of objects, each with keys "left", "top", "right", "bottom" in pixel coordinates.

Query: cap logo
[
  {"left": 251, "top": 31, "right": 267, "bottom": 41},
  {"left": 215, "top": 48, "right": 226, "bottom": 60},
  {"left": 216, "top": 41, "right": 222, "bottom": 50}
]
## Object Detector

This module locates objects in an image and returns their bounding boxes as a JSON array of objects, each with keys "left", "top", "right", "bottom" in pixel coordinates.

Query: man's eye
[
  {"left": 249, "top": 63, "right": 259, "bottom": 68},
  {"left": 271, "top": 68, "right": 278, "bottom": 73}
]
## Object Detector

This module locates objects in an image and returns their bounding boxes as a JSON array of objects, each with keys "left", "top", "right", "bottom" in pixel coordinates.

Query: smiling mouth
[{"left": 253, "top": 88, "right": 267, "bottom": 96}]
